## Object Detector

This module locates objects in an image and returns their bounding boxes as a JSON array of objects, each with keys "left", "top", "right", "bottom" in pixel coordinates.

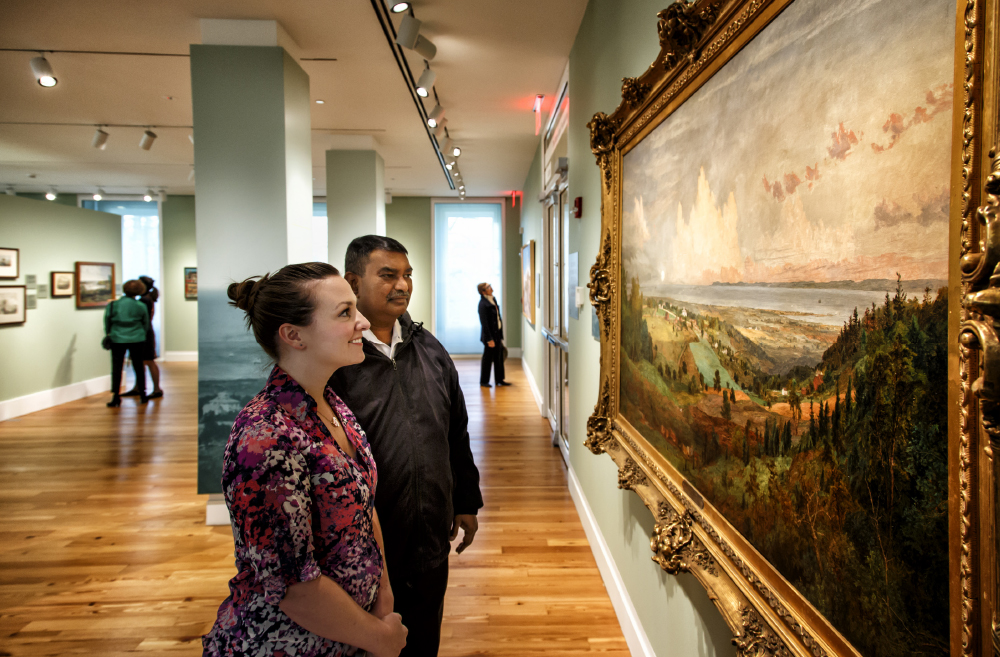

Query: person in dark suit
[{"left": 477, "top": 282, "right": 510, "bottom": 388}]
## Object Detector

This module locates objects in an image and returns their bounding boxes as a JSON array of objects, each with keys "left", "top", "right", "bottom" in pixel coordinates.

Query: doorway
[{"left": 542, "top": 188, "right": 570, "bottom": 460}]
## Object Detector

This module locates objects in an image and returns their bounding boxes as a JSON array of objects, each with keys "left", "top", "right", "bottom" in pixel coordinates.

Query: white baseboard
[
  {"left": 206, "top": 493, "right": 231, "bottom": 526},
  {"left": 163, "top": 351, "right": 198, "bottom": 362},
  {"left": 0, "top": 374, "right": 112, "bottom": 422},
  {"left": 520, "top": 359, "right": 544, "bottom": 415},
  {"left": 567, "top": 463, "right": 655, "bottom": 657}
]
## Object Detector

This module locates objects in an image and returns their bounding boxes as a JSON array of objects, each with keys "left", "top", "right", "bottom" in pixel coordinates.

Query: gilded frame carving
[{"left": 586, "top": 0, "right": 997, "bottom": 654}]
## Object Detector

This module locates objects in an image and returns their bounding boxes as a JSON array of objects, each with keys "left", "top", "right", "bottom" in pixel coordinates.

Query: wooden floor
[{"left": 0, "top": 360, "right": 627, "bottom": 656}]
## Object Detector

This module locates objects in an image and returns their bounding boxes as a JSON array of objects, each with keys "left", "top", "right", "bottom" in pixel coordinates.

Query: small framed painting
[
  {"left": 184, "top": 267, "right": 197, "bottom": 300},
  {"left": 0, "top": 247, "right": 19, "bottom": 279},
  {"left": 521, "top": 241, "right": 535, "bottom": 324},
  {"left": 50, "top": 271, "right": 75, "bottom": 298},
  {"left": 75, "top": 261, "right": 115, "bottom": 308},
  {"left": 0, "top": 286, "right": 26, "bottom": 325}
]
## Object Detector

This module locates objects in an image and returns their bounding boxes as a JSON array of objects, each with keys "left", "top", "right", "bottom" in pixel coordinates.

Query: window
[
  {"left": 433, "top": 202, "right": 504, "bottom": 354},
  {"left": 311, "top": 202, "right": 329, "bottom": 263}
]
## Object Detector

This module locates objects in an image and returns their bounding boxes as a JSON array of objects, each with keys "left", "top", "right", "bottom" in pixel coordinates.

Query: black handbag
[{"left": 102, "top": 300, "right": 116, "bottom": 350}]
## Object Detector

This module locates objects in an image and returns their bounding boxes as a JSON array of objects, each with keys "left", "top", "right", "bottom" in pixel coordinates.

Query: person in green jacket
[{"left": 104, "top": 279, "right": 151, "bottom": 407}]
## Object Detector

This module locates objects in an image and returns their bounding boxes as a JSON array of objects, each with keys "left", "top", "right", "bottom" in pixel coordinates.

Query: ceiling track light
[
  {"left": 143, "top": 189, "right": 154, "bottom": 202},
  {"left": 92, "top": 127, "right": 109, "bottom": 150},
  {"left": 30, "top": 55, "right": 57, "bottom": 87},
  {"left": 45, "top": 188, "right": 57, "bottom": 201},
  {"left": 432, "top": 119, "right": 448, "bottom": 139},
  {"left": 390, "top": 2, "right": 410, "bottom": 13},
  {"left": 427, "top": 104, "right": 444, "bottom": 128},
  {"left": 395, "top": 14, "right": 437, "bottom": 60},
  {"left": 415, "top": 68, "right": 436, "bottom": 98},
  {"left": 442, "top": 138, "right": 461, "bottom": 159},
  {"left": 93, "top": 188, "right": 105, "bottom": 201},
  {"left": 139, "top": 129, "right": 157, "bottom": 151}
]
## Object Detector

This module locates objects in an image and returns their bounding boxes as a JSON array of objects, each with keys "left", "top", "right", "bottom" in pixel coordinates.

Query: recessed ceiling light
[
  {"left": 316, "top": 99, "right": 325, "bottom": 104},
  {"left": 391, "top": 2, "right": 410, "bottom": 13},
  {"left": 93, "top": 188, "right": 104, "bottom": 201},
  {"left": 45, "top": 188, "right": 57, "bottom": 201}
]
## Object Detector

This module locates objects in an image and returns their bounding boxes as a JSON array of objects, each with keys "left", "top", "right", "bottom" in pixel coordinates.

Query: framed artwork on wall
[
  {"left": 75, "top": 261, "right": 115, "bottom": 308},
  {"left": 184, "top": 267, "right": 197, "bottom": 300},
  {"left": 0, "top": 247, "right": 19, "bottom": 279},
  {"left": 521, "top": 241, "right": 535, "bottom": 325},
  {"left": 0, "top": 286, "right": 26, "bottom": 325},
  {"left": 584, "top": 0, "right": 990, "bottom": 655},
  {"left": 50, "top": 271, "right": 75, "bottom": 298}
]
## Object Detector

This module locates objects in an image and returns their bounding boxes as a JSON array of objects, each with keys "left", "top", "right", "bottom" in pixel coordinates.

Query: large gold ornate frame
[{"left": 585, "top": 0, "right": 999, "bottom": 654}]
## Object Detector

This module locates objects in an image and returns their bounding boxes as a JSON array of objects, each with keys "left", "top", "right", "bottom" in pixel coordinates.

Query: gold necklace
[{"left": 318, "top": 406, "right": 341, "bottom": 428}]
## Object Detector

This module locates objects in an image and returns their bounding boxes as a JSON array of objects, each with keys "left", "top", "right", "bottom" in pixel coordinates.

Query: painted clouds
[{"left": 621, "top": 0, "right": 954, "bottom": 287}]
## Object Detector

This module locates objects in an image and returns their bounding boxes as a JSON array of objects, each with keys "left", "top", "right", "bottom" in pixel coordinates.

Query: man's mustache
[{"left": 387, "top": 291, "right": 411, "bottom": 301}]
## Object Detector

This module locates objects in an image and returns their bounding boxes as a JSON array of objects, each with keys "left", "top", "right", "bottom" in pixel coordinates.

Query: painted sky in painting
[{"left": 622, "top": 0, "right": 955, "bottom": 286}]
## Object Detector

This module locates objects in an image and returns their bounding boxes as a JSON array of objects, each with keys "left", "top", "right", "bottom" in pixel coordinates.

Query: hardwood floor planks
[{"left": 0, "top": 359, "right": 627, "bottom": 656}]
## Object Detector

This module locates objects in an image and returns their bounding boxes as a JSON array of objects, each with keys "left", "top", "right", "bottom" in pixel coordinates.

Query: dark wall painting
[{"left": 617, "top": 0, "right": 954, "bottom": 653}]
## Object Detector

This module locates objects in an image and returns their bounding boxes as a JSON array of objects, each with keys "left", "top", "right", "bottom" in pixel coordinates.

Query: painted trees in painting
[{"left": 619, "top": 273, "right": 948, "bottom": 655}]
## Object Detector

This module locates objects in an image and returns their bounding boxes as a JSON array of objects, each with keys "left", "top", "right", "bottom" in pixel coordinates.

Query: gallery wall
[
  {"left": 518, "top": 0, "right": 739, "bottom": 653},
  {"left": 161, "top": 195, "right": 198, "bottom": 354},
  {"left": 0, "top": 195, "right": 122, "bottom": 404}
]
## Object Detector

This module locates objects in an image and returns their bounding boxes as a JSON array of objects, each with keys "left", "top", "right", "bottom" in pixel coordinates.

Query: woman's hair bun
[{"left": 227, "top": 275, "right": 265, "bottom": 313}]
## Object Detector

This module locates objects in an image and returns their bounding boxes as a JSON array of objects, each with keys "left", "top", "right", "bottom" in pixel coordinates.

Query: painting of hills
[{"left": 618, "top": 0, "right": 954, "bottom": 654}]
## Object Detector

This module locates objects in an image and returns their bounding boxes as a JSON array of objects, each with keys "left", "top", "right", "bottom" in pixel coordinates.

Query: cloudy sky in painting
[{"left": 622, "top": 0, "right": 955, "bottom": 286}]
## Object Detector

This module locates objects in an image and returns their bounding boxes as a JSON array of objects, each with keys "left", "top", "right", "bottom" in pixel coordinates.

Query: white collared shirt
[{"left": 363, "top": 319, "right": 403, "bottom": 359}]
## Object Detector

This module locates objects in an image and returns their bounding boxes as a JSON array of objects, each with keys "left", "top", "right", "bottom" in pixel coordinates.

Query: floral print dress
[{"left": 203, "top": 366, "right": 381, "bottom": 657}]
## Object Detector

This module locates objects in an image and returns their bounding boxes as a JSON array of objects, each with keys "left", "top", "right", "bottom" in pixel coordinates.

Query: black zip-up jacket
[
  {"left": 328, "top": 313, "right": 483, "bottom": 576},
  {"left": 478, "top": 295, "right": 503, "bottom": 344}
]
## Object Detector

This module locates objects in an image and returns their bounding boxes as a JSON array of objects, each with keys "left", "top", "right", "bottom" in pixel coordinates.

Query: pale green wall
[
  {"left": 0, "top": 195, "right": 122, "bottom": 402},
  {"left": 519, "top": 150, "right": 544, "bottom": 385},
  {"left": 503, "top": 196, "right": 522, "bottom": 350},
  {"left": 161, "top": 195, "right": 198, "bottom": 353},
  {"left": 385, "top": 196, "right": 432, "bottom": 326},
  {"left": 327, "top": 150, "right": 386, "bottom": 273},
  {"left": 533, "top": 0, "right": 739, "bottom": 653}
]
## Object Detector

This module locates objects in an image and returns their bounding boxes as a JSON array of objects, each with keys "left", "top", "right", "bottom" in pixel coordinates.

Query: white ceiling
[{"left": 0, "top": 0, "right": 587, "bottom": 199}]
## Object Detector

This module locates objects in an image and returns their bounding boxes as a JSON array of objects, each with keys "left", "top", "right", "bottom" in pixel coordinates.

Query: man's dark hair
[{"left": 345, "top": 235, "right": 409, "bottom": 276}]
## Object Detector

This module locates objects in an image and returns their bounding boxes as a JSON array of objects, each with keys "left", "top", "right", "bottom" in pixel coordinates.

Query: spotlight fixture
[
  {"left": 92, "top": 128, "right": 109, "bottom": 150},
  {"left": 390, "top": 2, "right": 410, "bottom": 12},
  {"left": 445, "top": 161, "right": 454, "bottom": 170},
  {"left": 432, "top": 119, "right": 448, "bottom": 139},
  {"left": 45, "top": 188, "right": 57, "bottom": 201},
  {"left": 93, "top": 188, "right": 105, "bottom": 201},
  {"left": 442, "top": 138, "right": 461, "bottom": 158},
  {"left": 395, "top": 14, "right": 437, "bottom": 60},
  {"left": 143, "top": 189, "right": 154, "bottom": 203},
  {"left": 415, "top": 68, "right": 436, "bottom": 98},
  {"left": 427, "top": 104, "right": 444, "bottom": 128},
  {"left": 30, "top": 55, "right": 57, "bottom": 87},
  {"left": 139, "top": 129, "right": 157, "bottom": 151}
]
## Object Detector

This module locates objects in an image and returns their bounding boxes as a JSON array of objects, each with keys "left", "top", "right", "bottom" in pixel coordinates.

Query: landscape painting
[
  {"left": 618, "top": 0, "right": 954, "bottom": 654},
  {"left": 75, "top": 262, "right": 115, "bottom": 308}
]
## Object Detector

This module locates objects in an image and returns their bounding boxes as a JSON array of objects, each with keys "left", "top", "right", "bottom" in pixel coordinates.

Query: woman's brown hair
[{"left": 227, "top": 262, "right": 340, "bottom": 360}]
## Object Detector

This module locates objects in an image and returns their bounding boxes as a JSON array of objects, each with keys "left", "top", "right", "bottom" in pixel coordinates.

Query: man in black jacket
[
  {"left": 477, "top": 282, "right": 510, "bottom": 388},
  {"left": 329, "top": 235, "right": 483, "bottom": 657}
]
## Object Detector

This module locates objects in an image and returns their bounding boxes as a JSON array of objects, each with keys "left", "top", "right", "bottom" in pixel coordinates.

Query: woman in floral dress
[{"left": 203, "top": 262, "right": 408, "bottom": 657}]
